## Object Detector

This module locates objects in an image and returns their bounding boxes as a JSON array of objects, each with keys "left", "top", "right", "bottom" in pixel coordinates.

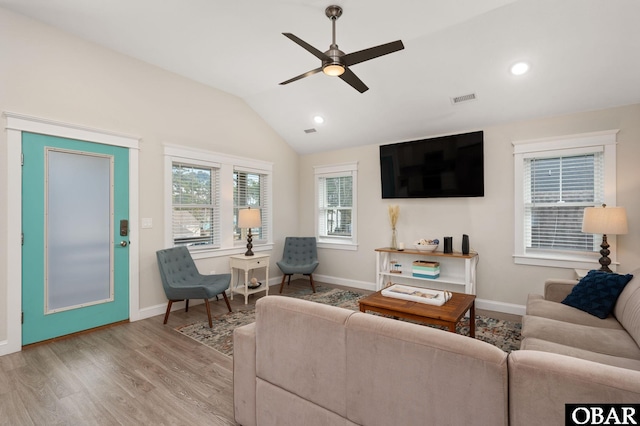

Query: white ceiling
[{"left": 2, "top": 0, "right": 639, "bottom": 154}]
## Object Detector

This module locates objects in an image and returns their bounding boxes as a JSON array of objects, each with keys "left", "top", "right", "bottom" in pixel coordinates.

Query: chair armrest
[
  {"left": 233, "top": 323, "right": 257, "bottom": 426},
  {"left": 543, "top": 279, "right": 578, "bottom": 302},
  {"left": 509, "top": 350, "right": 640, "bottom": 426}
]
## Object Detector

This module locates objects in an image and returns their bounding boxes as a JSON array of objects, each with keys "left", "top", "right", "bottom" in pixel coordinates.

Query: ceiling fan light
[{"left": 323, "top": 63, "right": 345, "bottom": 77}]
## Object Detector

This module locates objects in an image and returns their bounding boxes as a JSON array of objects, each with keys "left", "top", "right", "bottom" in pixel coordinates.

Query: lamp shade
[
  {"left": 238, "top": 208, "right": 261, "bottom": 229},
  {"left": 582, "top": 205, "right": 628, "bottom": 235}
]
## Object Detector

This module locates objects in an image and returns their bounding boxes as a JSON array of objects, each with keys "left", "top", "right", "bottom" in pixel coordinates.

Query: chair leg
[
  {"left": 308, "top": 274, "right": 316, "bottom": 293},
  {"left": 279, "top": 274, "right": 288, "bottom": 293},
  {"left": 221, "top": 291, "right": 232, "bottom": 312},
  {"left": 204, "top": 299, "right": 213, "bottom": 328},
  {"left": 185, "top": 299, "right": 189, "bottom": 312},
  {"left": 163, "top": 300, "right": 173, "bottom": 324}
]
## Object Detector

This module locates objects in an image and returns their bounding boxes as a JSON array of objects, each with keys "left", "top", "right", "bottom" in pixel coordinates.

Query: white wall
[
  {"left": 299, "top": 104, "right": 640, "bottom": 307},
  {"left": 0, "top": 8, "right": 299, "bottom": 342},
  {"left": 1, "top": 6, "right": 639, "bottom": 348}
]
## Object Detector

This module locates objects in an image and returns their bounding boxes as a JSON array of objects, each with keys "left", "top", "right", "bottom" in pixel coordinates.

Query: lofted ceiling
[{"left": 2, "top": 0, "right": 639, "bottom": 154}]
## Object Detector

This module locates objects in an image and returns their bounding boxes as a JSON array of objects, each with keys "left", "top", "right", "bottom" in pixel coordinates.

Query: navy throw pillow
[{"left": 561, "top": 270, "right": 633, "bottom": 319}]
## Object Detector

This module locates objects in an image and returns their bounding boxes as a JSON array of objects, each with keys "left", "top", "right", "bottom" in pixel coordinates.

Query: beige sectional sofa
[
  {"left": 234, "top": 274, "right": 640, "bottom": 426},
  {"left": 514, "top": 268, "right": 640, "bottom": 424}
]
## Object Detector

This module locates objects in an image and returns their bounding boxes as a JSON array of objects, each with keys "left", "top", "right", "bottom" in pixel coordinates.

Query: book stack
[{"left": 412, "top": 260, "right": 440, "bottom": 279}]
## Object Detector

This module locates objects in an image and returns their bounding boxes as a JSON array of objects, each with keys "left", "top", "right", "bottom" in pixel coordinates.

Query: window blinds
[
  {"left": 233, "top": 169, "right": 269, "bottom": 242},
  {"left": 318, "top": 174, "right": 353, "bottom": 237},
  {"left": 524, "top": 153, "right": 603, "bottom": 251},
  {"left": 172, "top": 163, "right": 220, "bottom": 247}
]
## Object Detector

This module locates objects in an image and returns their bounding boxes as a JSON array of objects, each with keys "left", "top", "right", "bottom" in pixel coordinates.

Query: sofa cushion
[
  {"left": 561, "top": 270, "right": 633, "bottom": 319},
  {"left": 521, "top": 337, "right": 640, "bottom": 371},
  {"left": 613, "top": 269, "right": 640, "bottom": 348},
  {"left": 255, "top": 296, "right": 354, "bottom": 418},
  {"left": 526, "top": 294, "right": 623, "bottom": 329},
  {"left": 255, "top": 379, "right": 358, "bottom": 426},
  {"left": 508, "top": 350, "right": 640, "bottom": 426},
  {"left": 346, "top": 312, "right": 509, "bottom": 426},
  {"left": 521, "top": 315, "right": 640, "bottom": 360}
]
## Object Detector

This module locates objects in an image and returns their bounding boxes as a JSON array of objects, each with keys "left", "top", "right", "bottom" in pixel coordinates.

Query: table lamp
[
  {"left": 581, "top": 204, "right": 628, "bottom": 272},
  {"left": 238, "top": 207, "right": 261, "bottom": 256}
]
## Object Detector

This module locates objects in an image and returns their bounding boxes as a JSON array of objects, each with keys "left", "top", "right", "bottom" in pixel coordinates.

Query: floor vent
[
  {"left": 451, "top": 93, "right": 477, "bottom": 104},
  {"left": 304, "top": 128, "right": 317, "bottom": 134}
]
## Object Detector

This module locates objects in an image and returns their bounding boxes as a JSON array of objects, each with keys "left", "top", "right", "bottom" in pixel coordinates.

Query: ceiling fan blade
[
  {"left": 339, "top": 67, "right": 369, "bottom": 93},
  {"left": 282, "top": 33, "right": 330, "bottom": 61},
  {"left": 280, "top": 67, "right": 323, "bottom": 85},
  {"left": 343, "top": 40, "right": 405, "bottom": 67}
]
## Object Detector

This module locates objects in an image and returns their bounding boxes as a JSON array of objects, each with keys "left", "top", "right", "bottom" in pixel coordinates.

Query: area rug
[{"left": 175, "top": 286, "right": 522, "bottom": 357}]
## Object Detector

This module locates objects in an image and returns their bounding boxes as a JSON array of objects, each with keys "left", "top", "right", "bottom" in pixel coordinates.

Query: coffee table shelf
[{"left": 375, "top": 247, "right": 478, "bottom": 294}]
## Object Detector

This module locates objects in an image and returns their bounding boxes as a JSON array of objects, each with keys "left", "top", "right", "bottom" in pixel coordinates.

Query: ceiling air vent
[
  {"left": 450, "top": 93, "right": 477, "bottom": 105},
  {"left": 304, "top": 128, "right": 317, "bottom": 134}
]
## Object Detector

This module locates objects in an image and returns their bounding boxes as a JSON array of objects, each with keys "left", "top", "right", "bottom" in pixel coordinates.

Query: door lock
[{"left": 120, "top": 219, "right": 129, "bottom": 236}]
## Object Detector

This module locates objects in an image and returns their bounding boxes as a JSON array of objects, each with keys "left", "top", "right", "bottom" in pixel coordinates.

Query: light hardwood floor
[{"left": 0, "top": 280, "right": 520, "bottom": 425}]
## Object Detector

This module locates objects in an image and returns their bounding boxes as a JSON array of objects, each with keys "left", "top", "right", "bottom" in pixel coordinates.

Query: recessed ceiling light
[
  {"left": 510, "top": 62, "right": 530, "bottom": 76},
  {"left": 313, "top": 116, "right": 325, "bottom": 124}
]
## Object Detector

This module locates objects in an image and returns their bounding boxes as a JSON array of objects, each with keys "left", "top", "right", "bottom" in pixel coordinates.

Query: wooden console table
[{"left": 375, "top": 247, "right": 478, "bottom": 294}]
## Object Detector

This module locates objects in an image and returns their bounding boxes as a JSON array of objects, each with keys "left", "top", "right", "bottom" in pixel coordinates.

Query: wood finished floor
[{"left": 0, "top": 280, "right": 520, "bottom": 425}]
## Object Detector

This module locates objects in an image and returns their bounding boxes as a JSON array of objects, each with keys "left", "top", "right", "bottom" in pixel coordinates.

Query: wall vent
[
  {"left": 304, "top": 128, "right": 317, "bottom": 134},
  {"left": 450, "top": 93, "right": 477, "bottom": 105}
]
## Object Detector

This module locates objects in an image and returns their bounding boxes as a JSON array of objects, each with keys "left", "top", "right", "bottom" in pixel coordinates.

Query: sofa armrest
[
  {"left": 509, "top": 350, "right": 640, "bottom": 426},
  {"left": 544, "top": 278, "right": 578, "bottom": 302},
  {"left": 233, "top": 322, "right": 256, "bottom": 426}
]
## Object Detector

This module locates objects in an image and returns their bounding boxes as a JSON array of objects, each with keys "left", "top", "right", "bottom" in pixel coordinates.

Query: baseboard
[
  {"left": 312, "top": 274, "right": 376, "bottom": 292},
  {"left": 314, "top": 274, "right": 526, "bottom": 316},
  {"left": 475, "top": 298, "right": 526, "bottom": 316},
  {"left": 135, "top": 275, "right": 525, "bottom": 321},
  {"left": 137, "top": 278, "right": 282, "bottom": 321}
]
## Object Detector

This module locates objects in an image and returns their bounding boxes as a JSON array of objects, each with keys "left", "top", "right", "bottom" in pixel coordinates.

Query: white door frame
[{"left": 2, "top": 112, "right": 140, "bottom": 355}]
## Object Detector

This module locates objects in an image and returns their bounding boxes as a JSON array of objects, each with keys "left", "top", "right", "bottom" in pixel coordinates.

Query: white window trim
[
  {"left": 512, "top": 130, "right": 618, "bottom": 269},
  {"left": 164, "top": 144, "right": 273, "bottom": 259},
  {"left": 314, "top": 161, "right": 358, "bottom": 251}
]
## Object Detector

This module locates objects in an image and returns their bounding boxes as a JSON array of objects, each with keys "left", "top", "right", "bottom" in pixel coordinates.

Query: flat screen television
[{"left": 380, "top": 131, "right": 484, "bottom": 198}]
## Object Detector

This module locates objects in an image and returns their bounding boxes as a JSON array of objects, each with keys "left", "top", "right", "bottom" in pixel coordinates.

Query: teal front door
[{"left": 22, "top": 132, "right": 130, "bottom": 345}]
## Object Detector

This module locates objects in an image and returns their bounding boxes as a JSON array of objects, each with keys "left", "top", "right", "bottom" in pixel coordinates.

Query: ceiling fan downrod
[{"left": 323, "top": 5, "right": 345, "bottom": 76}]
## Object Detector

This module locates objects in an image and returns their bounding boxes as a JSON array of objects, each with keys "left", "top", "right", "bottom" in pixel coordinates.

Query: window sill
[
  {"left": 317, "top": 241, "right": 358, "bottom": 251},
  {"left": 513, "top": 253, "right": 608, "bottom": 270},
  {"left": 189, "top": 243, "right": 274, "bottom": 260}
]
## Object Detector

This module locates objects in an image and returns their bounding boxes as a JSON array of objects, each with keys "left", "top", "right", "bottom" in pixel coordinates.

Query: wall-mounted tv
[{"left": 380, "top": 131, "right": 484, "bottom": 198}]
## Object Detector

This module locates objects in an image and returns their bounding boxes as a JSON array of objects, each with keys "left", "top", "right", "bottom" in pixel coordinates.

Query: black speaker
[
  {"left": 444, "top": 237, "right": 453, "bottom": 254},
  {"left": 462, "top": 234, "right": 470, "bottom": 255}
]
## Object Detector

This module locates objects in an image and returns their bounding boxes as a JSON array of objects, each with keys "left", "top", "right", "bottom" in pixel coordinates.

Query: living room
[
  {"left": 2, "top": 1, "right": 640, "bottom": 351},
  {"left": 2, "top": 1, "right": 640, "bottom": 424}
]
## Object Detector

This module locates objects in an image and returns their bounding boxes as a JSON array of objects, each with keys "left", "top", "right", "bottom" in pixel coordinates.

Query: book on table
[{"left": 412, "top": 260, "right": 440, "bottom": 279}]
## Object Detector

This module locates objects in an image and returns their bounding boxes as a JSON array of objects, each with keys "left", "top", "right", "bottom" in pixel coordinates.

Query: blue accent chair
[
  {"left": 156, "top": 246, "right": 232, "bottom": 328},
  {"left": 277, "top": 237, "right": 319, "bottom": 293}
]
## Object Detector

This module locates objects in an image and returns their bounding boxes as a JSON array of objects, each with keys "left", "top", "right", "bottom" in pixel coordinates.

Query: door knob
[{"left": 120, "top": 241, "right": 128, "bottom": 247}]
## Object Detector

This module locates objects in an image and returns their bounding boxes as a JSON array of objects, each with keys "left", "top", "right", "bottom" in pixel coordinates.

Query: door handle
[{"left": 120, "top": 241, "right": 128, "bottom": 247}]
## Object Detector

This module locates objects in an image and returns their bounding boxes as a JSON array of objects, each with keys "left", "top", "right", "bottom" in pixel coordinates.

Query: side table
[{"left": 229, "top": 253, "right": 270, "bottom": 304}]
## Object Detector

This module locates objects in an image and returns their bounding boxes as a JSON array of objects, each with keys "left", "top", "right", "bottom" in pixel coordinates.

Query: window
[
  {"left": 172, "top": 163, "right": 220, "bottom": 247},
  {"left": 513, "top": 130, "right": 618, "bottom": 269},
  {"left": 233, "top": 169, "right": 269, "bottom": 244},
  {"left": 315, "top": 162, "right": 358, "bottom": 250},
  {"left": 164, "top": 145, "right": 273, "bottom": 257}
]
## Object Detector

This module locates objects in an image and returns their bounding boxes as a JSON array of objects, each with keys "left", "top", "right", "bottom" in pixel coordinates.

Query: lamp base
[
  {"left": 244, "top": 232, "right": 254, "bottom": 256},
  {"left": 597, "top": 234, "right": 612, "bottom": 273}
]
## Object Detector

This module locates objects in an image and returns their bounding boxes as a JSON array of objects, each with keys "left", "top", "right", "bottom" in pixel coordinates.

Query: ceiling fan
[{"left": 280, "top": 5, "right": 405, "bottom": 93}]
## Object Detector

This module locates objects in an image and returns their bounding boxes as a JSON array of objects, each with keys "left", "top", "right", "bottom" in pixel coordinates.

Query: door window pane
[{"left": 47, "top": 150, "right": 113, "bottom": 312}]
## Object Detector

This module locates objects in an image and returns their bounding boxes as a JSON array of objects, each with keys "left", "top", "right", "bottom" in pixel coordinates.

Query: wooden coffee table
[{"left": 358, "top": 289, "right": 476, "bottom": 337}]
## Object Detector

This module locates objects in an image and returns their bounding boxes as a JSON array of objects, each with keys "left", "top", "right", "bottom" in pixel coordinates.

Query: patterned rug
[{"left": 174, "top": 286, "right": 522, "bottom": 357}]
